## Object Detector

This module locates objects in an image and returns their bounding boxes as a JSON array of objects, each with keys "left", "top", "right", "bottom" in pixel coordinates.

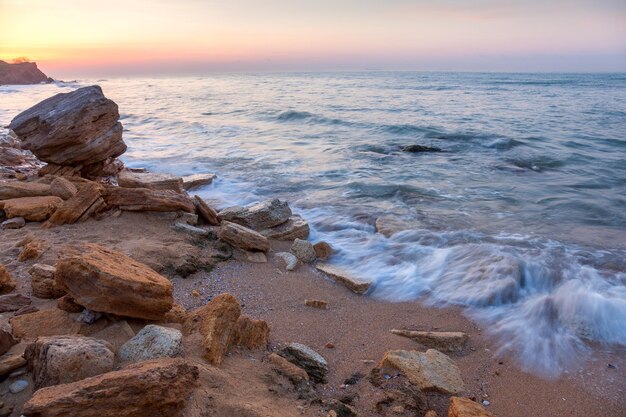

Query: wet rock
[
  {"left": 118, "top": 325, "right": 183, "bottom": 362},
  {"left": 218, "top": 198, "right": 292, "bottom": 230},
  {"left": 30, "top": 264, "right": 65, "bottom": 299},
  {"left": 182, "top": 173, "right": 216, "bottom": 190},
  {"left": 230, "top": 315, "right": 270, "bottom": 349},
  {"left": 19, "top": 239, "right": 49, "bottom": 261},
  {"left": 50, "top": 177, "right": 78, "bottom": 200},
  {"left": 25, "top": 335, "right": 115, "bottom": 388},
  {"left": 118, "top": 170, "right": 184, "bottom": 193},
  {"left": 9, "top": 379, "right": 28, "bottom": 393},
  {"left": 22, "top": 358, "right": 200, "bottom": 417},
  {"left": 260, "top": 214, "right": 310, "bottom": 240},
  {"left": 0, "top": 354, "right": 27, "bottom": 377},
  {"left": 316, "top": 263, "right": 373, "bottom": 294},
  {"left": 391, "top": 330, "right": 468, "bottom": 352},
  {"left": 401, "top": 144, "right": 442, "bottom": 153},
  {"left": 172, "top": 222, "right": 210, "bottom": 236},
  {"left": 314, "top": 241, "right": 333, "bottom": 260},
  {"left": 0, "top": 293, "right": 31, "bottom": 312},
  {"left": 57, "top": 295, "right": 84, "bottom": 313},
  {"left": 0, "top": 264, "right": 16, "bottom": 294},
  {"left": 0, "top": 322, "right": 16, "bottom": 355},
  {"left": 0, "top": 181, "right": 51, "bottom": 199},
  {"left": 193, "top": 195, "right": 220, "bottom": 225},
  {"left": 45, "top": 182, "right": 105, "bottom": 226},
  {"left": 54, "top": 243, "right": 173, "bottom": 320},
  {"left": 103, "top": 186, "right": 195, "bottom": 212},
  {"left": 2, "top": 196, "right": 63, "bottom": 221},
  {"left": 218, "top": 221, "right": 270, "bottom": 252},
  {"left": 305, "top": 299, "right": 328, "bottom": 309},
  {"left": 276, "top": 252, "right": 298, "bottom": 271},
  {"left": 291, "top": 239, "right": 317, "bottom": 263},
  {"left": 9, "top": 85, "right": 126, "bottom": 166},
  {"left": 268, "top": 352, "right": 309, "bottom": 383},
  {"left": 448, "top": 397, "right": 496, "bottom": 417},
  {"left": 1, "top": 216, "right": 25, "bottom": 229},
  {"left": 380, "top": 349, "right": 465, "bottom": 394},
  {"left": 279, "top": 343, "right": 328, "bottom": 383}
]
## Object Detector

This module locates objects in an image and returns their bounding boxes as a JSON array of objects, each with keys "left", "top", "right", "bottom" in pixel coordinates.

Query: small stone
[
  {"left": 245, "top": 251, "right": 267, "bottom": 263},
  {"left": 192, "top": 290, "right": 201, "bottom": 297},
  {"left": 275, "top": 252, "right": 298, "bottom": 271},
  {"left": 305, "top": 299, "right": 328, "bottom": 309},
  {"left": 290, "top": 239, "right": 316, "bottom": 263},
  {"left": 9, "top": 379, "right": 28, "bottom": 393},
  {"left": 0, "top": 264, "right": 16, "bottom": 294},
  {"left": 482, "top": 400, "right": 490, "bottom": 406},
  {"left": 30, "top": 263, "right": 64, "bottom": 299},
  {"left": 279, "top": 343, "right": 328, "bottom": 383},
  {"left": 316, "top": 263, "right": 373, "bottom": 294},
  {"left": 425, "top": 411, "right": 439, "bottom": 417},
  {"left": 392, "top": 405, "right": 405, "bottom": 414},
  {"left": 172, "top": 222, "right": 210, "bottom": 236},
  {"left": 118, "top": 325, "right": 183, "bottom": 362},
  {"left": 218, "top": 221, "right": 270, "bottom": 253},
  {"left": 18, "top": 239, "right": 49, "bottom": 261},
  {"left": 1, "top": 217, "right": 25, "bottom": 229},
  {"left": 79, "top": 309, "right": 102, "bottom": 324},
  {"left": 313, "top": 241, "right": 333, "bottom": 259},
  {"left": 268, "top": 352, "right": 309, "bottom": 383},
  {"left": 325, "top": 342, "right": 335, "bottom": 349},
  {"left": 9, "top": 369, "right": 27, "bottom": 378}
]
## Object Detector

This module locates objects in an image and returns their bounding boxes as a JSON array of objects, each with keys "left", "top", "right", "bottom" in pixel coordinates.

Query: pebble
[
  {"left": 192, "top": 290, "right": 200, "bottom": 297},
  {"left": 9, "top": 369, "right": 26, "bottom": 378},
  {"left": 9, "top": 380, "right": 28, "bottom": 394},
  {"left": 325, "top": 342, "right": 335, "bottom": 349},
  {"left": 482, "top": 400, "right": 490, "bottom": 406}
]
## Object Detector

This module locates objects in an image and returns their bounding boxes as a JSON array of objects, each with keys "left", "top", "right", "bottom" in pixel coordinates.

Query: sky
[{"left": 1, "top": 0, "right": 625, "bottom": 76}]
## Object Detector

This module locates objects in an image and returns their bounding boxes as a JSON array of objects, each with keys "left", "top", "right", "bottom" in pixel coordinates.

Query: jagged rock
[
  {"left": 25, "top": 335, "right": 115, "bottom": 388},
  {"left": 118, "top": 325, "right": 183, "bottom": 362},
  {"left": 1, "top": 196, "right": 63, "bottom": 221},
  {"left": 0, "top": 354, "right": 27, "bottom": 377},
  {"left": 268, "top": 352, "right": 309, "bottom": 383},
  {"left": 0, "top": 293, "right": 31, "bottom": 312},
  {"left": 0, "top": 322, "right": 16, "bottom": 355},
  {"left": 30, "top": 263, "right": 65, "bottom": 299},
  {"left": 2, "top": 216, "right": 25, "bottom": 229},
  {"left": 230, "top": 316, "right": 270, "bottom": 349},
  {"left": 0, "top": 181, "right": 51, "bottom": 199},
  {"left": 218, "top": 221, "right": 270, "bottom": 252},
  {"left": 118, "top": 170, "right": 184, "bottom": 193},
  {"left": 22, "top": 358, "right": 200, "bottom": 417},
  {"left": 260, "top": 215, "right": 310, "bottom": 240},
  {"left": 19, "top": 239, "right": 49, "bottom": 261},
  {"left": 57, "top": 295, "right": 84, "bottom": 313},
  {"left": 0, "top": 264, "right": 16, "bottom": 294},
  {"left": 379, "top": 349, "right": 465, "bottom": 394},
  {"left": 305, "top": 299, "right": 328, "bottom": 309},
  {"left": 182, "top": 173, "right": 216, "bottom": 190},
  {"left": 279, "top": 343, "right": 328, "bottom": 383},
  {"left": 391, "top": 330, "right": 468, "bottom": 352},
  {"left": 0, "top": 146, "right": 26, "bottom": 165},
  {"left": 79, "top": 308, "right": 101, "bottom": 324},
  {"left": 316, "top": 263, "right": 373, "bottom": 294},
  {"left": 0, "top": 60, "right": 51, "bottom": 85},
  {"left": 9, "top": 85, "right": 126, "bottom": 166},
  {"left": 45, "top": 182, "right": 104, "bottom": 226},
  {"left": 54, "top": 243, "right": 173, "bottom": 320},
  {"left": 81, "top": 157, "right": 125, "bottom": 178},
  {"left": 291, "top": 239, "right": 317, "bottom": 263},
  {"left": 218, "top": 198, "right": 292, "bottom": 230},
  {"left": 193, "top": 195, "right": 219, "bottom": 225},
  {"left": 448, "top": 397, "right": 497, "bottom": 417},
  {"left": 49, "top": 177, "right": 78, "bottom": 200},
  {"left": 38, "top": 163, "right": 82, "bottom": 178},
  {"left": 183, "top": 293, "right": 241, "bottom": 365},
  {"left": 275, "top": 252, "right": 298, "bottom": 271},
  {"left": 313, "top": 241, "right": 333, "bottom": 259},
  {"left": 103, "top": 186, "right": 195, "bottom": 212}
]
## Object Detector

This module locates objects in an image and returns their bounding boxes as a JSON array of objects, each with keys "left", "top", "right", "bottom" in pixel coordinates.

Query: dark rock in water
[
  {"left": 401, "top": 144, "right": 442, "bottom": 153},
  {"left": 9, "top": 85, "right": 126, "bottom": 166},
  {"left": 0, "top": 61, "right": 52, "bottom": 85}
]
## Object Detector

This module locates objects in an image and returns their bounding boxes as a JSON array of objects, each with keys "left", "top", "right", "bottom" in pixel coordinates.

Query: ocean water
[{"left": 2, "top": 72, "right": 625, "bottom": 376}]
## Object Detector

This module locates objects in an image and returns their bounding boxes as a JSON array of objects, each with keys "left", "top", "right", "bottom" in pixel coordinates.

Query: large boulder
[
  {"left": 218, "top": 198, "right": 292, "bottom": 230},
  {"left": 1, "top": 196, "right": 63, "bottom": 221},
  {"left": 218, "top": 221, "right": 270, "bottom": 252},
  {"left": 24, "top": 335, "right": 115, "bottom": 388},
  {"left": 22, "top": 358, "right": 199, "bottom": 417},
  {"left": 54, "top": 243, "right": 173, "bottom": 320},
  {"left": 9, "top": 85, "right": 126, "bottom": 166},
  {"left": 118, "top": 325, "right": 183, "bottom": 362}
]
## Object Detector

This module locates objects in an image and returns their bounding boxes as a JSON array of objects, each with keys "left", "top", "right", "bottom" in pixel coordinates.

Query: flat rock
[
  {"left": 10, "top": 308, "right": 81, "bottom": 340},
  {"left": 275, "top": 252, "right": 298, "bottom": 271},
  {"left": 2, "top": 216, "right": 25, "bottom": 229},
  {"left": 0, "top": 181, "right": 51, "bottom": 199},
  {"left": 0, "top": 264, "right": 16, "bottom": 294},
  {"left": 182, "top": 173, "right": 216, "bottom": 190},
  {"left": 291, "top": 238, "right": 317, "bottom": 263},
  {"left": 316, "top": 263, "right": 373, "bottom": 294},
  {"left": 218, "top": 221, "right": 270, "bottom": 252},
  {"left": 305, "top": 299, "right": 328, "bottom": 309},
  {"left": 25, "top": 335, "right": 115, "bottom": 388},
  {"left": 22, "top": 358, "right": 199, "bottom": 417},
  {"left": 103, "top": 186, "right": 195, "bottom": 212},
  {"left": 54, "top": 243, "right": 173, "bottom": 320},
  {"left": 30, "top": 264, "right": 65, "bottom": 299},
  {"left": 391, "top": 330, "right": 468, "bottom": 352},
  {"left": 118, "top": 170, "right": 184, "bottom": 192},
  {"left": 279, "top": 343, "right": 328, "bottom": 383},
  {"left": 448, "top": 397, "right": 497, "bottom": 417},
  {"left": 0, "top": 293, "right": 30, "bottom": 312},
  {"left": 118, "top": 325, "right": 183, "bottom": 362},
  {"left": 269, "top": 352, "right": 309, "bottom": 383},
  {"left": 193, "top": 195, "right": 219, "bottom": 225},
  {"left": 380, "top": 349, "right": 465, "bottom": 394},
  {"left": 9, "top": 85, "right": 127, "bottom": 166},
  {"left": 260, "top": 214, "right": 310, "bottom": 240},
  {"left": 230, "top": 315, "right": 269, "bottom": 349},
  {"left": 9, "top": 379, "right": 28, "bottom": 393},
  {"left": 218, "top": 198, "right": 292, "bottom": 230},
  {"left": 2, "top": 196, "right": 63, "bottom": 221}
]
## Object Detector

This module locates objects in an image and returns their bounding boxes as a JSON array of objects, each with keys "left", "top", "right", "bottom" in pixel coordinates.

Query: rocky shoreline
[{"left": 0, "top": 86, "right": 623, "bottom": 417}]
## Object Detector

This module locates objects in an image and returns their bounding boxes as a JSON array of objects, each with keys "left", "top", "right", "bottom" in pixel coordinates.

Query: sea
[{"left": 1, "top": 72, "right": 625, "bottom": 376}]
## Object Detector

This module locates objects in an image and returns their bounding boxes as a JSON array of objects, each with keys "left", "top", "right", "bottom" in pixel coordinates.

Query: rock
[
  {"left": 217, "top": 198, "right": 292, "bottom": 230},
  {"left": 9, "top": 85, "right": 126, "bottom": 166},
  {"left": 9, "top": 379, "right": 28, "bottom": 393},
  {"left": 230, "top": 316, "right": 270, "bottom": 349},
  {"left": 90, "top": 321, "right": 135, "bottom": 352},
  {"left": 0, "top": 322, "right": 16, "bottom": 355},
  {"left": 193, "top": 195, "right": 220, "bottom": 225},
  {"left": 38, "top": 164, "right": 82, "bottom": 178},
  {"left": 0, "top": 60, "right": 51, "bottom": 85},
  {"left": 176, "top": 212, "right": 198, "bottom": 225},
  {"left": 14, "top": 304, "right": 39, "bottom": 316},
  {"left": 22, "top": 358, "right": 200, "bottom": 417},
  {"left": 30, "top": 264, "right": 65, "bottom": 299},
  {"left": 182, "top": 173, "right": 216, "bottom": 190},
  {"left": 279, "top": 343, "right": 328, "bottom": 383},
  {"left": 380, "top": 349, "right": 465, "bottom": 394},
  {"left": 172, "top": 222, "right": 210, "bottom": 237},
  {"left": 218, "top": 221, "right": 270, "bottom": 252},
  {"left": 245, "top": 251, "right": 267, "bottom": 263},
  {"left": 19, "top": 239, "right": 49, "bottom": 261},
  {"left": 316, "top": 263, "right": 373, "bottom": 294},
  {"left": 305, "top": 299, "right": 328, "bottom": 309},
  {"left": 118, "top": 325, "right": 183, "bottom": 362},
  {"left": 183, "top": 293, "right": 241, "bottom": 365},
  {"left": 291, "top": 239, "right": 317, "bottom": 263},
  {"left": 54, "top": 243, "right": 173, "bottom": 320},
  {"left": 401, "top": 144, "right": 442, "bottom": 153},
  {"left": 118, "top": 170, "right": 184, "bottom": 193},
  {"left": 391, "top": 330, "right": 468, "bottom": 352},
  {"left": 50, "top": 177, "right": 78, "bottom": 200},
  {"left": 1, "top": 196, "right": 63, "bottom": 221},
  {"left": 0, "top": 354, "right": 27, "bottom": 377},
  {"left": 1, "top": 216, "right": 25, "bottom": 229},
  {"left": 45, "top": 182, "right": 104, "bottom": 226},
  {"left": 275, "top": 252, "right": 298, "bottom": 271},
  {"left": 425, "top": 411, "right": 439, "bottom": 417},
  {"left": 10, "top": 308, "right": 81, "bottom": 340},
  {"left": 260, "top": 215, "right": 310, "bottom": 240},
  {"left": 268, "top": 352, "right": 309, "bottom": 383},
  {"left": 0, "top": 181, "right": 51, "bottom": 199},
  {"left": 25, "top": 335, "right": 115, "bottom": 388},
  {"left": 448, "top": 397, "right": 496, "bottom": 417},
  {"left": 57, "top": 295, "right": 84, "bottom": 313},
  {"left": 327, "top": 400, "right": 358, "bottom": 417},
  {"left": 0, "top": 293, "right": 31, "bottom": 312},
  {"left": 0, "top": 147, "right": 26, "bottom": 165},
  {"left": 375, "top": 216, "right": 423, "bottom": 237},
  {"left": 162, "top": 304, "right": 187, "bottom": 324},
  {"left": 103, "top": 186, "right": 195, "bottom": 212},
  {"left": 79, "top": 309, "right": 102, "bottom": 324},
  {"left": 314, "top": 241, "right": 333, "bottom": 259},
  {"left": 0, "top": 264, "right": 16, "bottom": 294},
  {"left": 81, "top": 157, "right": 125, "bottom": 178}
]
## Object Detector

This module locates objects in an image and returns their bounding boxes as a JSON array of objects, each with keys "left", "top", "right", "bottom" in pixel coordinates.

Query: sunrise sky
[{"left": 1, "top": 0, "right": 625, "bottom": 76}]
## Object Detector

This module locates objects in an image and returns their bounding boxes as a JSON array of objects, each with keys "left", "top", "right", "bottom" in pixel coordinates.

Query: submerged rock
[
  {"left": 316, "top": 263, "right": 373, "bottom": 294},
  {"left": 279, "top": 342, "right": 328, "bottom": 383},
  {"left": 218, "top": 198, "right": 292, "bottom": 230},
  {"left": 401, "top": 144, "right": 442, "bottom": 153},
  {"left": 375, "top": 215, "right": 423, "bottom": 237}
]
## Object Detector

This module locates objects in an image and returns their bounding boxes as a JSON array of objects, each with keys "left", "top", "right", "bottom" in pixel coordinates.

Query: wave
[{"left": 275, "top": 110, "right": 352, "bottom": 127}]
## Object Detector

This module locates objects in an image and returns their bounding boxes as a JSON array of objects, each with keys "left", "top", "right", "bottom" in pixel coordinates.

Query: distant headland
[{"left": 0, "top": 60, "right": 53, "bottom": 86}]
